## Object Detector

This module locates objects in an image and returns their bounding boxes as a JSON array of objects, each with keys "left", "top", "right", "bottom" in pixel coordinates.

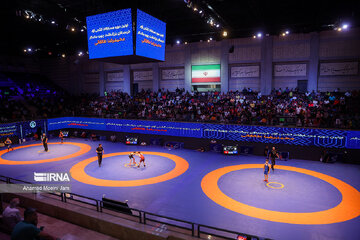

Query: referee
[
  {"left": 96, "top": 144, "right": 104, "bottom": 167},
  {"left": 269, "top": 146, "right": 279, "bottom": 172},
  {"left": 41, "top": 133, "right": 48, "bottom": 152}
]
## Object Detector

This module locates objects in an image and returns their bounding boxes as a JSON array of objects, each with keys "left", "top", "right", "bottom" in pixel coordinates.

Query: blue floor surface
[{"left": 0, "top": 138, "right": 359, "bottom": 240}]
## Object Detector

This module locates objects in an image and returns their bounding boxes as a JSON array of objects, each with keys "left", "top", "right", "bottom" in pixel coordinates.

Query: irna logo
[{"left": 34, "top": 172, "right": 70, "bottom": 182}]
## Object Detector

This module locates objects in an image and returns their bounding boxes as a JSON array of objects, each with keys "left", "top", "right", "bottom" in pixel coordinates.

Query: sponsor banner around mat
[
  {"left": 47, "top": 117, "right": 360, "bottom": 149},
  {"left": 201, "top": 124, "right": 354, "bottom": 148},
  {"left": 0, "top": 123, "right": 19, "bottom": 138},
  {"left": 47, "top": 117, "right": 202, "bottom": 138},
  {"left": 0, "top": 119, "right": 47, "bottom": 139},
  {"left": 192, "top": 64, "right": 221, "bottom": 83}
]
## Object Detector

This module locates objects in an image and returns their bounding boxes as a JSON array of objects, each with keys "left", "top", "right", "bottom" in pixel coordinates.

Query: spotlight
[
  {"left": 285, "top": 30, "right": 289, "bottom": 34},
  {"left": 193, "top": 7, "right": 198, "bottom": 11},
  {"left": 337, "top": 27, "right": 342, "bottom": 32},
  {"left": 25, "top": 15, "right": 30, "bottom": 19},
  {"left": 51, "top": 21, "right": 55, "bottom": 24},
  {"left": 223, "top": 31, "right": 228, "bottom": 37},
  {"left": 81, "top": 29, "right": 84, "bottom": 32},
  {"left": 23, "top": 49, "right": 27, "bottom": 52},
  {"left": 257, "top": 33, "right": 262, "bottom": 38},
  {"left": 71, "top": 27, "right": 75, "bottom": 32},
  {"left": 185, "top": 41, "right": 188, "bottom": 44},
  {"left": 282, "top": 33, "right": 286, "bottom": 36},
  {"left": 78, "top": 51, "right": 83, "bottom": 56},
  {"left": 253, "top": 35, "right": 256, "bottom": 39},
  {"left": 199, "top": 10, "right": 203, "bottom": 14},
  {"left": 342, "top": 24, "right": 348, "bottom": 29},
  {"left": 209, "top": 37, "right": 213, "bottom": 41},
  {"left": 176, "top": 40, "right": 180, "bottom": 44},
  {"left": 27, "top": 48, "right": 32, "bottom": 52},
  {"left": 216, "top": 24, "right": 220, "bottom": 28},
  {"left": 61, "top": 54, "right": 66, "bottom": 58},
  {"left": 207, "top": 39, "right": 210, "bottom": 42}
]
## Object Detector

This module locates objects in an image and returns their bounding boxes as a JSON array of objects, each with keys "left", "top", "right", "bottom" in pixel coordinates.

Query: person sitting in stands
[
  {"left": 2, "top": 198, "right": 21, "bottom": 232},
  {"left": 110, "top": 134, "right": 116, "bottom": 142},
  {"left": 11, "top": 208, "right": 56, "bottom": 240},
  {"left": 264, "top": 145, "right": 269, "bottom": 157},
  {"left": 81, "top": 131, "right": 86, "bottom": 138},
  {"left": 91, "top": 133, "right": 97, "bottom": 141},
  {"left": 196, "top": 146, "right": 206, "bottom": 152}
]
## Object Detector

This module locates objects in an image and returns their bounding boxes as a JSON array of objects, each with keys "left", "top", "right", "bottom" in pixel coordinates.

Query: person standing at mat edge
[
  {"left": 263, "top": 159, "right": 270, "bottom": 182},
  {"left": 59, "top": 130, "right": 64, "bottom": 144},
  {"left": 96, "top": 144, "right": 104, "bottom": 167},
  {"left": 5, "top": 137, "right": 14, "bottom": 152},
  {"left": 41, "top": 133, "right": 48, "bottom": 152},
  {"left": 269, "top": 147, "right": 279, "bottom": 172}
]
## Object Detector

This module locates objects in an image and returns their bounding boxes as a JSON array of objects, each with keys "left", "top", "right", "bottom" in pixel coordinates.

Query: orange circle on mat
[
  {"left": 201, "top": 164, "right": 360, "bottom": 225},
  {"left": 70, "top": 152, "right": 189, "bottom": 187},
  {"left": 0, "top": 142, "right": 91, "bottom": 165}
]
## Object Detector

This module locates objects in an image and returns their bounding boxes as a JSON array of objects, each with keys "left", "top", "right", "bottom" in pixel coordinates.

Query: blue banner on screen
[
  {"left": 135, "top": 9, "right": 166, "bottom": 61},
  {"left": 86, "top": 9, "right": 133, "bottom": 59},
  {"left": 0, "top": 120, "right": 47, "bottom": 139},
  {"left": 21, "top": 120, "right": 47, "bottom": 138},
  {"left": 47, "top": 117, "right": 360, "bottom": 149},
  {"left": 48, "top": 117, "right": 201, "bottom": 137},
  {"left": 0, "top": 123, "right": 19, "bottom": 138}
]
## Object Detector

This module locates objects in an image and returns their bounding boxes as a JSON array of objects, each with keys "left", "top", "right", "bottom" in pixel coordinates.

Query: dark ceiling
[{"left": 1, "top": 0, "right": 359, "bottom": 57}]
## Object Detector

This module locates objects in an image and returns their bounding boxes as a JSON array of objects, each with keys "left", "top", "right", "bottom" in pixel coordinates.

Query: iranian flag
[{"left": 192, "top": 64, "right": 221, "bottom": 83}]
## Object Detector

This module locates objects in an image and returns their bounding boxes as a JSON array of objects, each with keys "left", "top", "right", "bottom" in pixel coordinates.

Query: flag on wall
[{"left": 192, "top": 64, "right": 221, "bottom": 83}]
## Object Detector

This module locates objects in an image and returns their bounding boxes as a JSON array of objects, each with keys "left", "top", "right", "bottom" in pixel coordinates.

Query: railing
[
  {"left": 63, "top": 192, "right": 101, "bottom": 212},
  {"left": 99, "top": 200, "right": 143, "bottom": 223},
  {"left": 143, "top": 211, "right": 195, "bottom": 237},
  {"left": 0, "top": 175, "right": 269, "bottom": 239},
  {"left": 197, "top": 224, "right": 272, "bottom": 240}
]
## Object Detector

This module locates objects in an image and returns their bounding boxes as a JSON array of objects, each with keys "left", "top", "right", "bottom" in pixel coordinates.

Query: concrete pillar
[
  {"left": 184, "top": 44, "right": 192, "bottom": 92},
  {"left": 152, "top": 63, "right": 160, "bottom": 91},
  {"left": 123, "top": 65, "right": 131, "bottom": 95},
  {"left": 220, "top": 40, "right": 229, "bottom": 93},
  {"left": 308, "top": 32, "right": 319, "bottom": 92},
  {"left": 99, "top": 62, "right": 105, "bottom": 96},
  {"left": 260, "top": 36, "right": 273, "bottom": 95}
]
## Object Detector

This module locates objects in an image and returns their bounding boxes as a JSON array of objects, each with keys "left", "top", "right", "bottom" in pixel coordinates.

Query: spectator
[
  {"left": 91, "top": 133, "right": 97, "bottom": 141},
  {"left": 110, "top": 134, "right": 116, "bottom": 142},
  {"left": 2, "top": 198, "right": 21, "bottom": 231},
  {"left": 11, "top": 208, "right": 56, "bottom": 240}
]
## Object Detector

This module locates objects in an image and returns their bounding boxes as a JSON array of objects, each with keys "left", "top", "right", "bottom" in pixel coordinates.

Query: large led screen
[
  {"left": 86, "top": 9, "right": 133, "bottom": 59},
  {"left": 135, "top": 9, "right": 166, "bottom": 61}
]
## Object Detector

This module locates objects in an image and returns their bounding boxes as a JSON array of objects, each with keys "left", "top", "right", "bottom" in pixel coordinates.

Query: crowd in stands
[
  {"left": 0, "top": 72, "right": 79, "bottom": 122},
  {"left": 1, "top": 72, "right": 359, "bottom": 129},
  {"left": 80, "top": 87, "right": 360, "bottom": 129}
]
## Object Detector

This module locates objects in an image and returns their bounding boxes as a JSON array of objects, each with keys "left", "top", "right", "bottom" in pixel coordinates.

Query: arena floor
[{"left": 1, "top": 138, "right": 359, "bottom": 240}]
